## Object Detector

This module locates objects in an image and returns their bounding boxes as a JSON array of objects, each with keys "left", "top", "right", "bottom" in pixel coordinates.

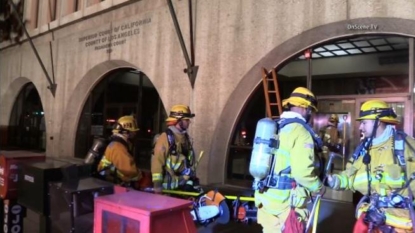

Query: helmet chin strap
[
  {"left": 127, "top": 132, "right": 135, "bottom": 140},
  {"left": 114, "top": 132, "right": 129, "bottom": 141},
  {"left": 362, "top": 117, "right": 381, "bottom": 197},
  {"left": 305, "top": 107, "right": 312, "bottom": 123}
]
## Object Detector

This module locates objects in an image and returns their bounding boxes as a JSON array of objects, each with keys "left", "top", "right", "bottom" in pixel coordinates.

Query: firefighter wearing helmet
[
  {"left": 254, "top": 87, "right": 324, "bottom": 233},
  {"left": 151, "top": 104, "right": 197, "bottom": 194},
  {"left": 319, "top": 114, "right": 342, "bottom": 169},
  {"left": 97, "top": 115, "right": 142, "bottom": 186},
  {"left": 327, "top": 100, "right": 415, "bottom": 232},
  {"left": 324, "top": 114, "right": 341, "bottom": 146}
]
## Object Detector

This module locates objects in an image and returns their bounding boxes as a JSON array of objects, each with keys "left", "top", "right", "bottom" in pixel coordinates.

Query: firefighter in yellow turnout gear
[
  {"left": 254, "top": 87, "right": 325, "bottom": 233},
  {"left": 320, "top": 114, "right": 342, "bottom": 153},
  {"left": 328, "top": 100, "right": 415, "bottom": 233},
  {"left": 98, "top": 115, "right": 142, "bottom": 185},
  {"left": 151, "top": 105, "right": 197, "bottom": 194}
]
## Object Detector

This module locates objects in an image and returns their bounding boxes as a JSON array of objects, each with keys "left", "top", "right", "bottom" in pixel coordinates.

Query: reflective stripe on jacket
[
  {"left": 97, "top": 140, "right": 141, "bottom": 183},
  {"left": 332, "top": 136, "right": 415, "bottom": 194},
  {"left": 151, "top": 126, "right": 195, "bottom": 190},
  {"left": 332, "top": 135, "right": 415, "bottom": 230},
  {"left": 255, "top": 121, "right": 323, "bottom": 216}
]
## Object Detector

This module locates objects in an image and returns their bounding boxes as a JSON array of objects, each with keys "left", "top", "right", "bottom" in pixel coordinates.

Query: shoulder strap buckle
[{"left": 394, "top": 130, "right": 406, "bottom": 167}]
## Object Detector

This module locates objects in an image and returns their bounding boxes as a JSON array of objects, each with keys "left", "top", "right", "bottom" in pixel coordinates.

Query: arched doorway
[
  {"left": 8, "top": 83, "right": 45, "bottom": 151},
  {"left": 225, "top": 34, "right": 413, "bottom": 200},
  {"left": 74, "top": 68, "right": 166, "bottom": 170}
]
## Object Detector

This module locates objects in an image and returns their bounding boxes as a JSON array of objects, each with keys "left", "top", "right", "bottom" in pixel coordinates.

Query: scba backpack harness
[
  {"left": 352, "top": 129, "right": 415, "bottom": 231},
  {"left": 257, "top": 118, "right": 323, "bottom": 191},
  {"left": 164, "top": 128, "right": 196, "bottom": 189}
]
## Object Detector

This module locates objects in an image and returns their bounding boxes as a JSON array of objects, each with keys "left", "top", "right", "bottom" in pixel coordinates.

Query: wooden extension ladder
[{"left": 262, "top": 67, "right": 282, "bottom": 119}]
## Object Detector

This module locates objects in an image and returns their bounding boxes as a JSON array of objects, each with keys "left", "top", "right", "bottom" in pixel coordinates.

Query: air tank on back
[
  {"left": 249, "top": 118, "right": 277, "bottom": 191},
  {"left": 84, "top": 137, "right": 107, "bottom": 164}
]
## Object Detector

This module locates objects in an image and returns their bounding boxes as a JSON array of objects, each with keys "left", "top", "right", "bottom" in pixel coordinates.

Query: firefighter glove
[{"left": 327, "top": 174, "right": 339, "bottom": 189}]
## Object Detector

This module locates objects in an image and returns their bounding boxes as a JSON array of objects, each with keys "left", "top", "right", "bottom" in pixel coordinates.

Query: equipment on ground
[
  {"left": 191, "top": 190, "right": 230, "bottom": 225},
  {"left": 229, "top": 195, "right": 257, "bottom": 224},
  {"left": 142, "top": 187, "right": 259, "bottom": 225},
  {"left": 134, "top": 188, "right": 232, "bottom": 226}
]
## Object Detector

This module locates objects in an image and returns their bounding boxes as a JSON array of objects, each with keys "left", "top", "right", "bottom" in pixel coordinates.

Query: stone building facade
[{"left": 1, "top": 0, "right": 415, "bottom": 188}]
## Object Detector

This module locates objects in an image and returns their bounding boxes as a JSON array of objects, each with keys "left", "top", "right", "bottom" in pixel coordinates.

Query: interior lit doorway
[
  {"left": 225, "top": 34, "right": 414, "bottom": 200},
  {"left": 317, "top": 96, "right": 411, "bottom": 166}
]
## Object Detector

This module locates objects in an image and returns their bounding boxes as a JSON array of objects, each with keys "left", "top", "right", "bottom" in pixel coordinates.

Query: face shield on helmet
[
  {"left": 112, "top": 115, "right": 139, "bottom": 138},
  {"left": 165, "top": 105, "right": 195, "bottom": 122},
  {"left": 282, "top": 87, "right": 317, "bottom": 122}
]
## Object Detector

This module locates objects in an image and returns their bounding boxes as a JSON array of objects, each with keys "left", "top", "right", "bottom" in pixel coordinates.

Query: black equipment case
[{"left": 49, "top": 177, "right": 114, "bottom": 233}]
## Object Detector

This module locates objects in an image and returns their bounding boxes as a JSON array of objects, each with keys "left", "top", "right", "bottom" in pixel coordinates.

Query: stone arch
[
  {"left": 0, "top": 77, "right": 36, "bottom": 125},
  {"left": 59, "top": 60, "right": 148, "bottom": 157},
  {"left": 208, "top": 17, "right": 415, "bottom": 184}
]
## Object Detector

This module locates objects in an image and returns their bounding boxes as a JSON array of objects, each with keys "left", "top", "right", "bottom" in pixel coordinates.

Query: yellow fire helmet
[
  {"left": 356, "top": 100, "right": 399, "bottom": 124},
  {"left": 282, "top": 87, "right": 318, "bottom": 112},
  {"left": 329, "top": 114, "right": 339, "bottom": 123},
  {"left": 166, "top": 104, "right": 195, "bottom": 122},
  {"left": 112, "top": 115, "right": 139, "bottom": 134}
]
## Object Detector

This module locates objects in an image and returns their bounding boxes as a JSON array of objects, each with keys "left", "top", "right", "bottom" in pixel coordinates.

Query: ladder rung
[{"left": 262, "top": 67, "right": 282, "bottom": 119}]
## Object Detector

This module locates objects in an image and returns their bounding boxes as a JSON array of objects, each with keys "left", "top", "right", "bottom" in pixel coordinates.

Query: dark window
[
  {"left": 8, "top": 83, "right": 45, "bottom": 151},
  {"left": 74, "top": 69, "right": 166, "bottom": 170}
]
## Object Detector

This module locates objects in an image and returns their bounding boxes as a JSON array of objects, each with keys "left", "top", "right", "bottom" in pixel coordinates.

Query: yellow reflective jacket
[
  {"left": 255, "top": 120, "right": 323, "bottom": 216},
  {"left": 151, "top": 126, "right": 195, "bottom": 190},
  {"left": 332, "top": 134, "right": 415, "bottom": 230},
  {"left": 97, "top": 139, "right": 142, "bottom": 183}
]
